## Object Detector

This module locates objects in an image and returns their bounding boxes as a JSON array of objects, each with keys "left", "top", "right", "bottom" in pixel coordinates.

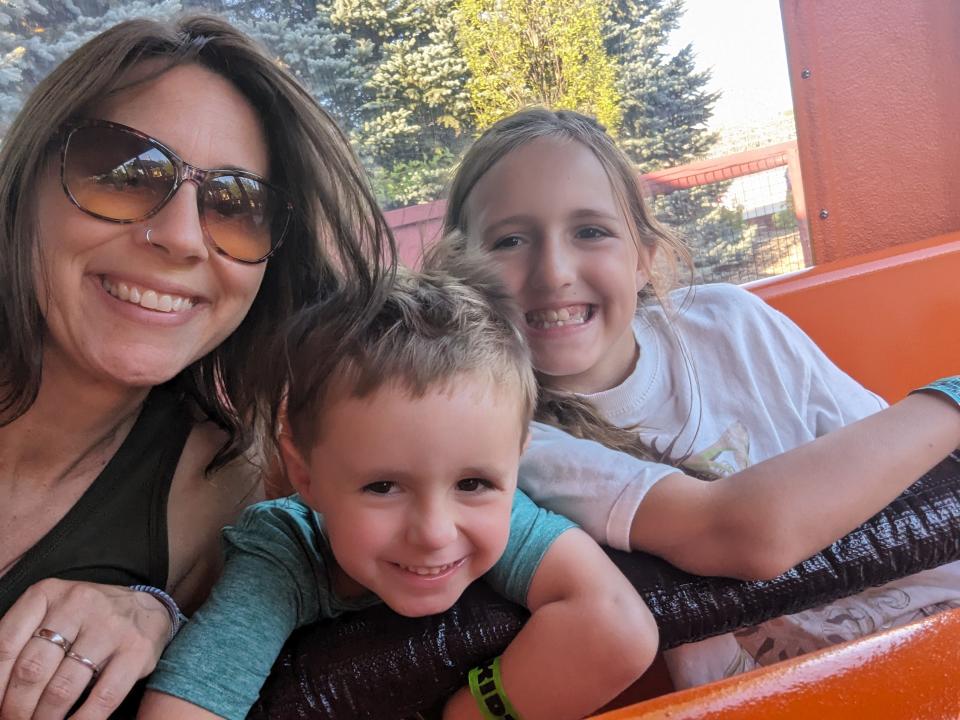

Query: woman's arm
[
  {"left": 443, "top": 529, "right": 657, "bottom": 720},
  {"left": 631, "top": 391, "right": 960, "bottom": 579}
]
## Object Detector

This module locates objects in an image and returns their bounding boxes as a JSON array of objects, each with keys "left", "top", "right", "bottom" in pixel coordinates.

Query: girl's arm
[
  {"left": 443, "top": 528, "right": 657, "bottom": 720},
  {"left": 630, "top": 391, "right": 960, "bottom": 579}
]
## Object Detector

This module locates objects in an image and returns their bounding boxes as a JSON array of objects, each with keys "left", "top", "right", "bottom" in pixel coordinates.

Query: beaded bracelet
[
  {"left": 129, "top": 585, "right": 188, "bottom": 644},
  {"left": 468, "top": 656, "right": 523, "bottom": 720},
  {"left": 910, "top": 376, "right": 960, "bottom": 409}
]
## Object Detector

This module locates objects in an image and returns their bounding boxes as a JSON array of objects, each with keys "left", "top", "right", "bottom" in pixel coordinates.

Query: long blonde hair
[{"left": 443, "top": 108, "right": 696, "bottom": 464}]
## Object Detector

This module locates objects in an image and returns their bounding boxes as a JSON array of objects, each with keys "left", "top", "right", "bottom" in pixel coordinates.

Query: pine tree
[
  {"left": 455, "top": 0, "right": 620, "bottom": 132},
  {"left": 606, "top": 0, "right": 752, "bottom": 282},
  {"left": 331, "top": 0, "right": 474, "bottom": 208},
  {"left": 0, "top": 0, "right": 182, "bottom": 133},
  {"left": 0, "top": 1, "right": 469, "bottom": 209},
  {"left": 233, "top": 0, "right": 474, "bottom": 208}
]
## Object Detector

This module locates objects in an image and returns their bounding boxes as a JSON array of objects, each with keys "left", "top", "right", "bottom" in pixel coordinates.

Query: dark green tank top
[{"left": 0, "top": 385, "right": 192, "bottom": 615}]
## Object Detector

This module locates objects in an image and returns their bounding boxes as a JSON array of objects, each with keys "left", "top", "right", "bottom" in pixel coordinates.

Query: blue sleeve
[
  {"left": 485, "top": 489, "right": 577, "bottom": 606},
  {"left": 147, "top": 498, "right": 325, "bottom": 720}
]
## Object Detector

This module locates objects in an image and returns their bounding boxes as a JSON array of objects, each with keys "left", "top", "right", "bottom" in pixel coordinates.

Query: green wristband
[
  {"left": 468, "top": 656, "right": 523, "bottom": 720},
  {"left": 911, "top": 376, "right": 960, "bottom": 409}
]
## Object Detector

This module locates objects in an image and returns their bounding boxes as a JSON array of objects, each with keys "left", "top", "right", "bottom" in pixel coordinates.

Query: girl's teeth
[
  {"left": 101, "top": 278, "right": 193, "bottom": 313},
  {"left": 526, "top": 305, "right": 590, "bottom": 329}
]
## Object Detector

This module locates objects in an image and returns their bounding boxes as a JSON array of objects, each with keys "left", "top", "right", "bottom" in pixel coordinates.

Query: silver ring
[
  {"left": 145, "top": 227, "right": 155, "bottom": 245},
  {"left": 31, "top": 628, "right": 72, "bottom": 653},
  {"left": 65, "top": 650, "right": 102, "bottom": 679}
]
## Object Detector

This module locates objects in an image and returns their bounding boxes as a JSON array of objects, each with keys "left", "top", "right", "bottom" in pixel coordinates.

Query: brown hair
[
  {"left": 442, "top": 108, "right": 697, "bottom": 464},
  {"left": 0, "top": 15, "right": 395, "bottom": 469},
  {"left": 275, "top": 240, "right": 535, "bottom": 456}
]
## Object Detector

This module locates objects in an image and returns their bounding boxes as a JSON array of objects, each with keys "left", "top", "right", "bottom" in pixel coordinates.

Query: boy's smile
[{"left": 286, "top": 375, "right": 527, "bottom": 618}]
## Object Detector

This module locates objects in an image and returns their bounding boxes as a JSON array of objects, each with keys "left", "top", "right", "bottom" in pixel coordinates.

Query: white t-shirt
[{"left": 519, "top": 283, "right": 960, "bottom": 687}]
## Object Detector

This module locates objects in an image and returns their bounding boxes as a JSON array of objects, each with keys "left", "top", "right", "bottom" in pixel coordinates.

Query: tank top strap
[{"left": 0, "top": 385, "right": 193, "bottom": 616}]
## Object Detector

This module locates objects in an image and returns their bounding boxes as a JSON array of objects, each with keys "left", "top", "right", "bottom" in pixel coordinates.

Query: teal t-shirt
[{"left": 147, "top": 489, "right": 575, "bottom": 719}]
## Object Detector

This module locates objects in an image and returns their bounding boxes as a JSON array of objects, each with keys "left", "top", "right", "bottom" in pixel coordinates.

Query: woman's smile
[{"left": 100, "top": 276, "right": 197, "bottom": 313}]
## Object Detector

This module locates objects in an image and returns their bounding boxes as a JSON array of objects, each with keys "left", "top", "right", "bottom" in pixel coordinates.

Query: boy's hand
[{"left": 444, "top": 529, "right": 657, "bottom": 720}]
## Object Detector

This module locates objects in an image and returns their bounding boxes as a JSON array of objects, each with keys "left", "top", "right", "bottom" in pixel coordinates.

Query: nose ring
[{"left": 145, "top": 227, "right": 156, "bottom": 246}]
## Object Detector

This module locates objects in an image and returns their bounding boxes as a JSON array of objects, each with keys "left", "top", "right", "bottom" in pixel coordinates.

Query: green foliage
[
  {"left": 0, "top": 0, "right": 183, "bottom": 134},
  {"left": 604, "top": 0, "right": 756, "bottom": 282},
  {"left": 455, "top": 0, "right": 620, "bottom": 132},
  {"left": 605, "top": 0, "right": 718, "bottom": 171},
  {"left": 332, "top": 0, "right": 474, "bottom": 207},
  {"left": 0, "top": 0, "right": 770, "bottom": 276},
  {"left": 653, "top": 187, "right": 759, "bottom": 282}
]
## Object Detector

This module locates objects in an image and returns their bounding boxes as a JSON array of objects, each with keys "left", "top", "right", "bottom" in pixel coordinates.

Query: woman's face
[{"left": 34, "top": 63, "right": 270, "bottom": 389}]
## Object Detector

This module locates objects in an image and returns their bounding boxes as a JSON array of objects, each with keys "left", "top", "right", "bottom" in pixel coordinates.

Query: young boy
[{"left": 140, "top": 260, "right": 657, "bottom": 719}]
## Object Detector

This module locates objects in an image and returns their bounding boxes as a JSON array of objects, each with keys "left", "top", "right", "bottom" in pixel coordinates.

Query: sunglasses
[{"left": 60, "top": 119, "right": 293, "bottom": 264}]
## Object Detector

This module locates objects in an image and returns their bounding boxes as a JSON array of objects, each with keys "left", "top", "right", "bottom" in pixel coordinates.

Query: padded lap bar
[{"left": 249, "top": 453, "right": 960, "bottom": 719}]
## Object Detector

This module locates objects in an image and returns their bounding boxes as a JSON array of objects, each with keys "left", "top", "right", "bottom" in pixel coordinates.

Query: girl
[
  {"left": 442, "top": 107, "right": 960, "bottom": 687},
  {"left": 139, "top": 255, "right": 657, "bottom": 719}
]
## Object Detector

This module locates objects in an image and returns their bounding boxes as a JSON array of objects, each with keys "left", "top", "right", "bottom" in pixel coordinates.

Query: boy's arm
[
  {"left": 443, "top": 528, "right": 657, "bottom": 720},
  {"left": 631, "top": 391, "right": 960, "bottom": 579},
  {"left": 138, "top": 503, "right": 318, "bottom": 720},
  {"left": 138, "top": 692, "right": 222, "bottom": 720}
]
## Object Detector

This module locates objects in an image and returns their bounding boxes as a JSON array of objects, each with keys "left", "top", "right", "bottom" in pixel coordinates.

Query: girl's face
[
  {"left": 466, "top": 137, "right": 651, "bottom": 394},
  {"left": 33, "top": 63, "right": 269, "bottom": 391}
]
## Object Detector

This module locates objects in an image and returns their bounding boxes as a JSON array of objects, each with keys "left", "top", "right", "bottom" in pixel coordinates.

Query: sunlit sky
[{"left": 666, "top": 0, "right": 794, "bottom": 128}]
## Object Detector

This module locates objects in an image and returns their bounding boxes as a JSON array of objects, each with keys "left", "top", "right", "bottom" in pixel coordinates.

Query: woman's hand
[{"left": 0, "top": 579, "right": 171, "bottom": 720}]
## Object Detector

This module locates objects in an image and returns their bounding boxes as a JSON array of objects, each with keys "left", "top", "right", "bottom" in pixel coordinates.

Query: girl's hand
[{"left": 0, "top": 579, "right": 171, "bottom": 720}]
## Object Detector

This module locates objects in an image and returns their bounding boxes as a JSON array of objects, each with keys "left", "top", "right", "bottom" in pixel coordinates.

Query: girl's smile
[{"left": 525, "top": 303, "right": 594, "bottom": 330}]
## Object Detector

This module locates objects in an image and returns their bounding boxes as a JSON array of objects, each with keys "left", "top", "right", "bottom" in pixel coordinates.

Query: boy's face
[{"left": 287, "top": 375, "right": 526, "bottom": 618}]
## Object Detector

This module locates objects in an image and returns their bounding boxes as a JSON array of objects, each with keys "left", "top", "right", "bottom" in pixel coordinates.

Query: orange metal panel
[
  {"left": 780, "top": 1, "right": 960, "bottom": 263},
  {"left": 591, "top": 608, "right": 960, "bottom": 720}
]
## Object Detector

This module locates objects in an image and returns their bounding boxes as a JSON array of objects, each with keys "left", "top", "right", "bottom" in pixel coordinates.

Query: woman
[{"left": 0, "top": 15, "right": 393, "bottom": 719}]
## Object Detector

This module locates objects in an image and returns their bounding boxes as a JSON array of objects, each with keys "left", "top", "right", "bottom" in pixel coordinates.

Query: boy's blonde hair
[{"left": 273, "top": 241, "right": 536, "bottom": 454}]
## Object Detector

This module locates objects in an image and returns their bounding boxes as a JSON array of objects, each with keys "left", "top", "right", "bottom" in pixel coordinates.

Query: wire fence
[{"left": 644, "top": 140, "right": 810, "bottom": 285}]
